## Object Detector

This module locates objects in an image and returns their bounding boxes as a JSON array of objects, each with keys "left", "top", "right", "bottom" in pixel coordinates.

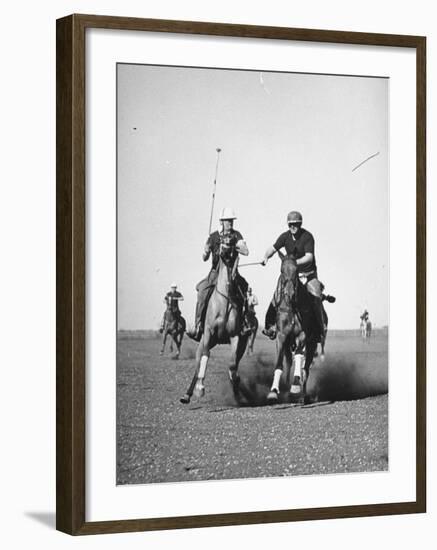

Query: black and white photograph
[{"left": 116, "top": 62, "right": 389, "bottom": 486}]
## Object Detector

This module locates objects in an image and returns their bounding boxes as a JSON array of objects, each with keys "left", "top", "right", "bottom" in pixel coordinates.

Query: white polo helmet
[
  {"left": 219, "top": 207, "right": 237, "bottom": 221},
  {"left": 170, "top": 282, "right": 177, "bottom": 288}
]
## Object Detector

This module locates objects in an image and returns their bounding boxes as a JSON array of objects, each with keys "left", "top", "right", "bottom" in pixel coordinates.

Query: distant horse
[
  {"left": 160, "top": 307, "right": 186, "bottom": 359},
  {"left": 180, "top": 242, "right": 249, "bottom": 404},
  {"left": 267, "top": 254, "right": 321, "bottom": 405},
  {"left": 360, "top": 318, "right": 372, "bottom": 342},
  {"left": 246, "top": 311, "right": 259, "bottom": 356}
]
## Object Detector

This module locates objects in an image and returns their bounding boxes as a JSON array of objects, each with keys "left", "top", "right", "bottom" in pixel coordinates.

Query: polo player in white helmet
[
  {"left": 261, "top": 210, "right": 335, "bottom": 340},
  {"left": 187, "top": 207, "right": 250, "bottom": 341},
  {"left": 159, "top": 283, "right": 184, "bottom": 333}
]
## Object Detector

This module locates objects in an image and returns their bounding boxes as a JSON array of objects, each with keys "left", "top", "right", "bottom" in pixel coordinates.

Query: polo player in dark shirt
[
  {"left": 187, "top": 207, "right": 250, "bottom": 341},
  {"left": 261, "top": 210, "right": 334, "bottom": 340},
  {"left": 159, "top": 283, "right": 183, "bottom": 333}
]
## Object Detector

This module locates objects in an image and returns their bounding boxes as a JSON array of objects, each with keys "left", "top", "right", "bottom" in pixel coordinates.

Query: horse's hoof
[
  {"left": 303, "top": 395, "right": 311, "bottom": 405},
  {"left": 180, "top": 394, "right": 191, "bottom": 404},
  {"left": 159, "top": 351, "right": 164, "bottom": 356},
  {"left": 194, "top": 384, "right": 205, "bottom": 398},
  {"left": 290, "top": 376, "right": 301, "bottom": 395},
  {"left": 267, "top": 389, "right": 279, "bottom": 404}
]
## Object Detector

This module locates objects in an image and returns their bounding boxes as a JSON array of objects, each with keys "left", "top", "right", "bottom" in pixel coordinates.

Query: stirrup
[{"left": 262, "top": 327, "right": 276, "bottom": 340}]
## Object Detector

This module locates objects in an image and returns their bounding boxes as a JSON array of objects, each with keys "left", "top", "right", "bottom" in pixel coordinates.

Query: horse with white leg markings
[
  {"left": 180, "top": 242, "right": 250, "bottom": 404},
  {"left": 266, "top": 254, "right": 320, "bottom": 405},
  {"left": 160, "top": 307, "right": 186, "bottom": 359}
]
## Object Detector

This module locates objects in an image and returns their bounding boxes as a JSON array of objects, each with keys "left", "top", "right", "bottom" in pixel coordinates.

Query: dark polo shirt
[
  {"left": 273, "top": 228, "right": 317, "bottom": 273},
  {"left": 165, "top": 290, "right": 182, "bottom": 312},
  {"left": 207, "top": 229, "right": 244, "bottom": 270}
]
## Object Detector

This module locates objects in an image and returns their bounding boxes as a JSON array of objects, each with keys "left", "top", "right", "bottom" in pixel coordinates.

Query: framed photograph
[{"left": 56, "top": 14, "right": 426, "bottom": 535}]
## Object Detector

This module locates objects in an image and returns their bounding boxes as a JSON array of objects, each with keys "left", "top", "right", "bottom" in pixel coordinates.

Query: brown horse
[
  {"left": 180, "top": 243, "right": 249, "bottom": 404},
  {"left": 160, "top": 307, "right": 186, "bottom": 359},
  {"left": 267, "top": 254, "right": 320, "bottom": 405},
  {"left": 246, "top": 311, "right": 258, "bottom": 356}
]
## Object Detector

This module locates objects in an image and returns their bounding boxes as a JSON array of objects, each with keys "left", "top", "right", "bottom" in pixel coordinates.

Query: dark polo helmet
[{"left": 287, "top": 211, "right": 303, "bottom": 224}]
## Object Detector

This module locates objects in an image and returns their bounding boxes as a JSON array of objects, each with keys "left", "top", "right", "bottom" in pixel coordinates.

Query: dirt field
[{"left": 117, "top": 331, "right": 388, "bottom": 485}]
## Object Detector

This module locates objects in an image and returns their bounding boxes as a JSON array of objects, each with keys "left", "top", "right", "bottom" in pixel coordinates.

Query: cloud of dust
[
  {"left": 221, "top": 351, "right": 388, "bottom": 406},
  {"left": 307, "top": 355, "right": 388, "bottom": 401},
  {"left": 222, "top": 352, "right": 290, "bottom": 407}
]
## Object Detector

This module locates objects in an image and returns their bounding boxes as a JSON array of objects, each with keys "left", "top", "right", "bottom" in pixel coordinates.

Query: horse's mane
[{"left": 280, "top": 254, "right": 298, "bottom": 279}]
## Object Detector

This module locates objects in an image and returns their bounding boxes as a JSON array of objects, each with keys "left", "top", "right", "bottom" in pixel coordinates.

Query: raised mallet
[{"left": 207, "top": 148, "right": 222, "bottom": 235}]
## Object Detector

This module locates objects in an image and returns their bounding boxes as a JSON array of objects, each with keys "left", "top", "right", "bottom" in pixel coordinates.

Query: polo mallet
[
  {"left": 207, "top": 148, "right": 222, "bottom": 235},
  {"left": 239, "top": 261, "right": 264, "bottom": 268}
]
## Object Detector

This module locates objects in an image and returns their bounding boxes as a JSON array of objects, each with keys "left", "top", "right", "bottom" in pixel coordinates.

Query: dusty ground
[{"left": 117, "top": 331, "right": 388, "bottom": 485}]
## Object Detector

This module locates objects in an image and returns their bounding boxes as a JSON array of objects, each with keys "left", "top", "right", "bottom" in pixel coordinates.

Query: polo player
[
  {"left": 159, "top": 283, "right": 184, "bottom": 333},
  {"left": 360, "top": 309, "right": 369, "bottom": 322},
  {"left": 261, "top": 210, "right": 334, "bottom": 341},
  {"left": 247, "top": 287, "right": 259, "bottom": 312},
  {"left": 187, "top": 207, "right": 250, "bottom": 342}
]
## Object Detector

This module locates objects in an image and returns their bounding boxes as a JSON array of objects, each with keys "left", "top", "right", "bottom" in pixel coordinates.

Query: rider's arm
[
  {"left": 262, "top": 245, "right": 277, "bottom": 265},
  {"left": 236, "top": 239, "right": 249, "bottom": 256},
  {"left": 296, "top": 252, "right": 314, "bottom": 268}
]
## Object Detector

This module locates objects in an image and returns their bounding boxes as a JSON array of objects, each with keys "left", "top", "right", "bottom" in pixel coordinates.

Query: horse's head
[
  {"left": 164, "top": 307, "right": 175, "bottom": 325},
  {"left": 219, "top": 234, "right": 239, "bottom": 272},
  {"left": 280, "top": 255, "right": 298, "bottom": 305}
]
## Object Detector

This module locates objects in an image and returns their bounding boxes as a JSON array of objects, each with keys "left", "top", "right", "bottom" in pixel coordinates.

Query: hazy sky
[{"left": 117, "top": 64, "right": 388, "bottom": 330}]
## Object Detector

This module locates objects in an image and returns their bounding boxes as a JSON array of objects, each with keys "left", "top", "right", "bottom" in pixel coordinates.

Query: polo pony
[
  {"left": 267, "top": 254, "right": 320, "bottom": 405},
  {"left": 180, "top": 241, "right": 249, "bottom": 404},
  {"left": 160, "top": 307, "right": 186, "bottom": 359}
]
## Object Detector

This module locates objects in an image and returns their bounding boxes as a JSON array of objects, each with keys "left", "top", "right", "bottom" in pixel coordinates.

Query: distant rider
[
  {"left": 247, "top": 287, "right": 259, "bottom": 313},
  {"left": 360, "top": 309, "right": 369, "bottom": 322},
  {"left": 159, "top": 283, "right": 184, "bottom": 333}
]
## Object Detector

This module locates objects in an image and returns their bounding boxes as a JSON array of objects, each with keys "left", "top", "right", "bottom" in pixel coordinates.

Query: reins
[{"left": 214, "top": 249, "right": 242, "bottom": 326}]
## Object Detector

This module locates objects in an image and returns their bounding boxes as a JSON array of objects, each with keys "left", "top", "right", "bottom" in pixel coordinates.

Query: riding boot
[
  {"left": 262, "top": 302, "right": 277, "bottom": 340},
  {"left": 241, "top": 317, "right": 251, "bottom": 336},
  {"left": 186, "top": 300, "right": 203, "bottom": 341},
  {"left": 312, "top": 296, "right": 326, "bottom": 341}
]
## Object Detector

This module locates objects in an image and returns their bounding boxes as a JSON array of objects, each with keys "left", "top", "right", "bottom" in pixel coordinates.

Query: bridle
[
  {"left": 214, "top": 243, "right": 241, "bottom": 324},
  {"left": 278, "top": 257, "right": 298, "bottom": 314}
]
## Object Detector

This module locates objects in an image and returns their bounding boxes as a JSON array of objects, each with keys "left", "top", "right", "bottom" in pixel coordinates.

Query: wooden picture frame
[{"left": 56, "top": 13, "right": 426, "bottom": 535}]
